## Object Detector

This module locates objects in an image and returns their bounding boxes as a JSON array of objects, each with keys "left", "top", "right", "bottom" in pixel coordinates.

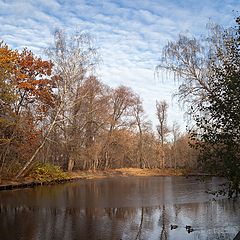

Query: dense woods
[{"left": 0, "top": 31, "right": 197, "bottom": 180}]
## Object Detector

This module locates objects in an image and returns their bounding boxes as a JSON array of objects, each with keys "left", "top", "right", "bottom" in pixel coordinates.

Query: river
[{"left": 0, "top": 176, "right": 239, "bottom": 240}]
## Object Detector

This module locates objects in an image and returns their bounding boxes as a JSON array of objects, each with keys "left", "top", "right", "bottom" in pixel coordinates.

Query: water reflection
[{"left": 0, "top": 177, "right": 239, "bottom": 240}]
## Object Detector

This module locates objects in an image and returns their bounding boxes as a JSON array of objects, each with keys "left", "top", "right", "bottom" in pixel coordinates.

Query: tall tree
[
  {"left": 191, "top": 18, "right": 240, "bottom": 197},
  {"left": 132, "top": 96, "right": 150, "bottom": 168},
  {"left": 171, "top": 121, "right": 181, "bottom": 169},
  {"left": 0, "top": 42, "right": 55, "bottom": 178},
  {"left": 69, "top": 76, "right": 110, "bottom": 170},
  {"left": 100, "top": 86, "right": 138, "bottom": 169},
  {"left": 157, "top": 17, "right": 240, "bottom": 196},
  {"left": 156, "top": 100, "right": 169, "bottom": 168},
  {"left": 0, "top": 42, "right": 18, "bottom": 175},
  {"left": 45, "top": 29, "right": 99, "bottom": 171}
]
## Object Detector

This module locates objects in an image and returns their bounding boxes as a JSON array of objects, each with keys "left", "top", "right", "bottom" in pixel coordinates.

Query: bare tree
[
  {"left": 156, "top": 100, "right": 169, "bottom": 168},
  {"left": 46, "top": 29, "right": 99, "bottom": 171},
  {"left": 171, "top": 121, "right": 181, "bottom": 169},
  {"left": 101, "top": 86, "right": 138, "bottom": 169},
  {"left": 71, "top": 76, "right": 110, "bottom": 170},
  {"left": 157, "top": 34, "right": 213, "bottom": 115},
  {"left": 132, "top": 96, "right": 150, "bottom": 168}
]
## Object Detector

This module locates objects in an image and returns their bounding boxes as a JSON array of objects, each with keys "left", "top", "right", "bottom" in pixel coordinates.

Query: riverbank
[{"left": 0, "top": 168, "right": 210, "bottom": 191}]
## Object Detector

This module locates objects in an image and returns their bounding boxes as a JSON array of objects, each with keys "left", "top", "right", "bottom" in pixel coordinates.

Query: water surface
[{"left": 0, "top": 176, "right": 239, "bottom": 240}]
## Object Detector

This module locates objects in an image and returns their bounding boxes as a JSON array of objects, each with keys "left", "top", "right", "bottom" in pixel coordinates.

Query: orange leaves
[
  {"left": 0, "top": 43, "right": 60, "bottom": 176},
  {"left": 14, "top": 114, "right": 42, "bottom": 159},
  {"left": 0, "top": 43, "right": 18, "bottom": 91},
  {"left": 17, "top": 49, "right": 53, "bottom": 78},
  {"left": 0, "top": 43, "right": 57, "bottom": 114},
  {"left": 0, "top": 42, "right": 58, "bottom": 165},
  {"left": 0, "top": 42, "right": 18, "bottom": 67},
  {"left": 18, "top": 81, "right": 35, "bottom": 90}
]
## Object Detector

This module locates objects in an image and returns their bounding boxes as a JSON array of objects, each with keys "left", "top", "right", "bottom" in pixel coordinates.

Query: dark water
[{"left": 0, "top": 176, "right": 239, "bottom": 240}]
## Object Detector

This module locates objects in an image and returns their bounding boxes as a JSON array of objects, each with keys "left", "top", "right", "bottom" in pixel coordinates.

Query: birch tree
[
  {"left": 15, "top": 29, "right": 99, "bottom": 177},
  {"left": 46, "top": 29, "right": 99, "bottom": 171}
]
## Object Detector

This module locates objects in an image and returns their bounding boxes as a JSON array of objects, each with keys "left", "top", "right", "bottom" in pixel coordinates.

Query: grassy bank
[{"left": 0, "top": 167, "right": 209, "bottom": 191}]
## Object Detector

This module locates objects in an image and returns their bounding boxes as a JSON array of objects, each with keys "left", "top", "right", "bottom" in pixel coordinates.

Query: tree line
[{"left": 0, "top": 30, "right": 197, "bottom": 179}]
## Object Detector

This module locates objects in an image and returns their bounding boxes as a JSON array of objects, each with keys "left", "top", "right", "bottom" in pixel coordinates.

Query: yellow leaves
[{"left": 29, "top": 163, "right": 67, "bottom": 182}]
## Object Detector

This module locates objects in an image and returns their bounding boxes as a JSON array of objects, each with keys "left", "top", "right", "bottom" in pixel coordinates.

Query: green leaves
[
  {"left": 190, "top": 17, "right": 240, "bottom": 197},
  {"left": 29, "top": 162, "right": 67, "bottom": 182}
]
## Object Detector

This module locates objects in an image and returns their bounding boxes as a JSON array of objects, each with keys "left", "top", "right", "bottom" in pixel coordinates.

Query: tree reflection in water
[
  {"left": 0, "top": 177, "right": 240, "bottom": 240},
  {"left": 135, "top": 207, "right": 144, "bottom": 240},
  {"left": 159, "top": 205, "right": 169, "bottom": 240},
  {"left": 0, "top": 201, "right": 239, "bottom": 240}
]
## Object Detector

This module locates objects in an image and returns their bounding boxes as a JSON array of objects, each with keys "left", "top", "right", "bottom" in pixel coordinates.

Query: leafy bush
[{"left": 29, "top": 162, "right": 68, "bottom": 182}]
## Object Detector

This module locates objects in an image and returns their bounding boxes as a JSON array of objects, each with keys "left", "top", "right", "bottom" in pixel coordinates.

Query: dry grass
[
  {"left": 0, "top": 168, "right": 195, "bottom": 189},
  {"left": 67, "top": 167, "right": 187, "bottom": 180},
  {"left": 113, "top": 168, "right": 186, "bottom": 177}
]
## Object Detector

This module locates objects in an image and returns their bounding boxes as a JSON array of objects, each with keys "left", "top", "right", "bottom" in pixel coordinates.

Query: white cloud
[{"left": 0, "top": 0, "right": 239, "bottom": 132}]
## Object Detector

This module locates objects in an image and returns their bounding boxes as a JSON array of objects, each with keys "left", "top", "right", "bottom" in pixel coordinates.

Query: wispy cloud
[{"left": 0, "top": 0, "right": 239, "bottom": 131}]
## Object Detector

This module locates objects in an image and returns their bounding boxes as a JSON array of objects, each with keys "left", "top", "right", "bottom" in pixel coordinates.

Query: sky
[{"left": 0, "top": 0, "right": 239, "bottom": 132}]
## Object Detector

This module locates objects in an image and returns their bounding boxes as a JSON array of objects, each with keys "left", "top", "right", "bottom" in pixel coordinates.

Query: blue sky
[{"left": 0, "top": 0, "right": 239, "bottom": 132}]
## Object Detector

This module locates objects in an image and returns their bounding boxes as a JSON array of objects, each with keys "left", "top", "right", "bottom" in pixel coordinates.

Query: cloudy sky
[{"left": 0, "top": 0, "right": 239, "bottom": 132}]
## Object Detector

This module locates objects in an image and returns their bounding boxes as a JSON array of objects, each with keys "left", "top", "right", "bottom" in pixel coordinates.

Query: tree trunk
[
  {"left": 15, "top": 104, "right": 63, "bottom": 179},
  {"left": 67, "top": 159, "right": 75, "bottom": 171}
]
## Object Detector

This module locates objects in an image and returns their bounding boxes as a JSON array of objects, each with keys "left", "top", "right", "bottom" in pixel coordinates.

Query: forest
[
  {"left": 0, "top": 30, "right": 197, "bottom": 178},
  {"left": 0, "top": 16, "right": 240, "bottom": 196}
]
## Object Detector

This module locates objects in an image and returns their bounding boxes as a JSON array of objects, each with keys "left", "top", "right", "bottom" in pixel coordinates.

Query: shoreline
[{"left": 0, "top": 168, "right": 213, "bottom": 191}]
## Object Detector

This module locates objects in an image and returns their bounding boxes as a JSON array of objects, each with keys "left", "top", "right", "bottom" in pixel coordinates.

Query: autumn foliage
[
  {"left": 0, "top": 42, "right": 56, "bottom": 177},
  {"left": 0, "top": 37, "right": 197, "bottom": 179}
]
